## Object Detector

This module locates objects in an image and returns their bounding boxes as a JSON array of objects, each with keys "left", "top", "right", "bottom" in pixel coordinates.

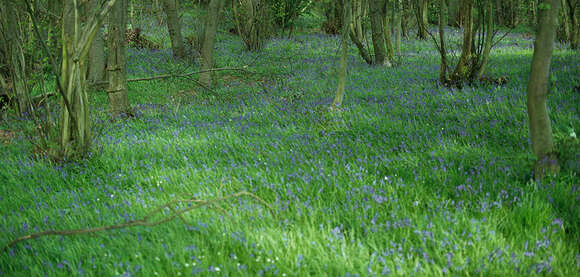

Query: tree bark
[
  {"left": 199, "top": 0, "right": 225, "bottom": 87},
  {"left": 527, "top": 0, "right": 561, "bottom": 179},
  {"left": 87, "top": 0, "right": 106, "bottom": 86},
  {"left": 333, "top": 0, "right": 351, "bottom": 110},
  {"left": 370, "top": 0, "right": 387, "bottom": 65},
  {"left": 107, "top": 0, "right": 131, "bottom": 115},
  {"left": 161, "top": 0, "right": 186, "bottom": 59}
]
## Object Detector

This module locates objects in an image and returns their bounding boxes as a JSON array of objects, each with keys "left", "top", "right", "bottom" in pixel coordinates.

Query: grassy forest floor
[{"left": 1, "top": 7, "right": 580, "bottom": 276}]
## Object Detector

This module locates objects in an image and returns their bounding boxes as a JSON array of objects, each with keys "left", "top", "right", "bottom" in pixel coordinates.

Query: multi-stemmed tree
[
  {"left": 59, "top": 0, "right": 118, "bottom": 158},
  {"left": 432, "top": 0, "right": 495, "bottom": 86}
]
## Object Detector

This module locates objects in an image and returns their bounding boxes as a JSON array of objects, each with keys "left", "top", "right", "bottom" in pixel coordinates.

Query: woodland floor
[{"left": 1, "top": 9, "right": 580, "bottom": 276}]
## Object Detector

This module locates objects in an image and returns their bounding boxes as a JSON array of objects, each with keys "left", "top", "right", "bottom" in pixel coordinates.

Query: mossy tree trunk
[
  {"left": 199, "top": 0, "right": 225, "bottom": 87},
  {"left": 161, "top": 0, "right": 186, "bottom": 59},
  {"left": 106, "top": 0, "right": 131, "bottom": 116},
  {"left": 527, "top": 0, "right": 561, "bottom": 179}
]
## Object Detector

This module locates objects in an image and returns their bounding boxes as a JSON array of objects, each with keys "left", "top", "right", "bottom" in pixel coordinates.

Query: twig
[{"left": 3, "top": 191, "right": 273, "bottom": 251}]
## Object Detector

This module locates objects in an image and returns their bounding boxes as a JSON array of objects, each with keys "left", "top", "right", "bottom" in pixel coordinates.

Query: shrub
[{"left": 233, "top": 0, "right": 273, "bottom": 52}]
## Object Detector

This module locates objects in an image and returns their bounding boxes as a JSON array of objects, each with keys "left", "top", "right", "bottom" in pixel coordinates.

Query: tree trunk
[
  {"left": 161, "top": 0, "right": 186, "bottom": 59},
  {"left": 382, "top": 1, "right": 395, "bottom": 63},
  {"left": 561, "top": 0, "right": 580, "bottom": 49},
  {"left": 394, "top": 0, "right": 402, "bottom": 54},
  {"left": 60, "top": 0, "right": 118, "bottom": 158},
  {"left": 0, "top": 1, "right": 32, "bottom": 115},
  {"left": 438, "top": 0, "right": 448, "bottom": 83},
  {"left": 495, "top": 0, "right": 504, "bottom": 26},
  {"left": 451, "top": 0, "right": 473, "bottom": 82},
  {"left": 416, "top": 0, "right": 428, "bottom": 39},
  {"left": 0, "top": 0, "right": 32, "bottom": 115},
  {"left": 88, "top": 0, "right": 106, "bottom": 86},
  {"left": 333, "top": 0, "right": 351, "bottom": 110},
  {"left": 527, "top": 0, "right": 561, "bottom": 179},
  {"left": 370, "top": 0, "right": 387, "bottom": 65},
  {"left": 199, "top": 0, "right": 225, "bottom": 87},
  {"left": 349, "top": 0, "right": 373, "bottom": 64},
  {"left": 107, "top": 0, "right": 131, "bottom": 115},
  {"left": 474, "top": 0, "right": 494, "bottom": 79}
]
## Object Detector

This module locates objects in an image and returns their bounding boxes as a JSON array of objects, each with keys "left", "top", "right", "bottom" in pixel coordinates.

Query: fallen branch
[
  {"left": 93, "top": 66, "right": 254, "bottom": 86},
  {"left": 3, "top": 191, "right": 273, "bottom": 251}
]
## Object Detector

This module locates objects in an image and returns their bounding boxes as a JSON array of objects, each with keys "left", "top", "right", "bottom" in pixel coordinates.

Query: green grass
[{"left": 1, "top": 8, "right": 579, "bottom": 276}]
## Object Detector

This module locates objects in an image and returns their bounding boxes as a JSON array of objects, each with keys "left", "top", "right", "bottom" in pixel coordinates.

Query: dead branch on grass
[
  {"left": 93, "top": 66, "right": 254, "bottom": 86},
  {"left": 3, "top": 191, "right": 273, "bottom": 251}
]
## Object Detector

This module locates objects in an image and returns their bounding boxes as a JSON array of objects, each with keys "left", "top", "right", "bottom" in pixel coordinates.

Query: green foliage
[
  {"left": 268, "top": 0, "right": 312, "bottom": 33},
  {"left": 538, "top": 2, "right": 551, "bottom": 11}
]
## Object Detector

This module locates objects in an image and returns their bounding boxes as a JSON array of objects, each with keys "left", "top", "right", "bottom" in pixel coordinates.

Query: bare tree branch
[{"left": 3, "top": 191, "right": 273, "bottom": 251}]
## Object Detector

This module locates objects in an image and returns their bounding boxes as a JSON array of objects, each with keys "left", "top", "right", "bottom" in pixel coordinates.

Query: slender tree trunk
[
  {"left": 129, "top": 0, "right": 138, "bottom": 28},
  {"left": 495, "top": 0, "right": 504, "bottom": 26},
  {"left": 333, "top": 0, "right": 351, "bottom": 110},
  {"left": 370, "top": 0, "right": 387, "bottom": 65},
  {"left": 349, "top": 0, "right": 373, "bottom": 64},
  {"left": 561, "top": 0, "right": 580, "bottom": 49},
  {"left": 574, "top": 0, "right": 580, "bottom": 49},
  {"left": 474, "top": 0, "right": 494, "bottom": 79},
  {"left": 199, "top": 0, "right": 225, "bottom": 87},
  {"left": 161, "top": 0, "right": 186, "bottom": 59},
  {"left": 401, "top": 0, "right": 409, "bottom": 38},
  {"left": 527, "top": 0, "right": 561, "bottom": 179},
  {"left": 394, "top": 0, "right": 402, "bottom": 54},
  {"left": 382, "top": 1, "right": 395, "bottom": 64},
  {"left": 107, "top": 0, "right": 131, "bottom": 115},
  {"left": 0, "top": 0, "right": 32, "bottom": 115},
  {"left": 438, "top": 0, "right": 448, "bottom": 83},
  {"left": 88, "top": 0, "right": 106, "bottom": 86},
  {"left": 451, "top": 0, "right": 473, "bottom": 82},
  {"left": 416, "top": 0, "right": 428, "bottom": 39}
]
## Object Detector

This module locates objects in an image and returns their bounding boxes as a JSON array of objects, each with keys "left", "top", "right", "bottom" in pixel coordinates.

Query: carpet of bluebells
[{"left": 1, "top": 12, "right": 579, "bottom": 276}]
